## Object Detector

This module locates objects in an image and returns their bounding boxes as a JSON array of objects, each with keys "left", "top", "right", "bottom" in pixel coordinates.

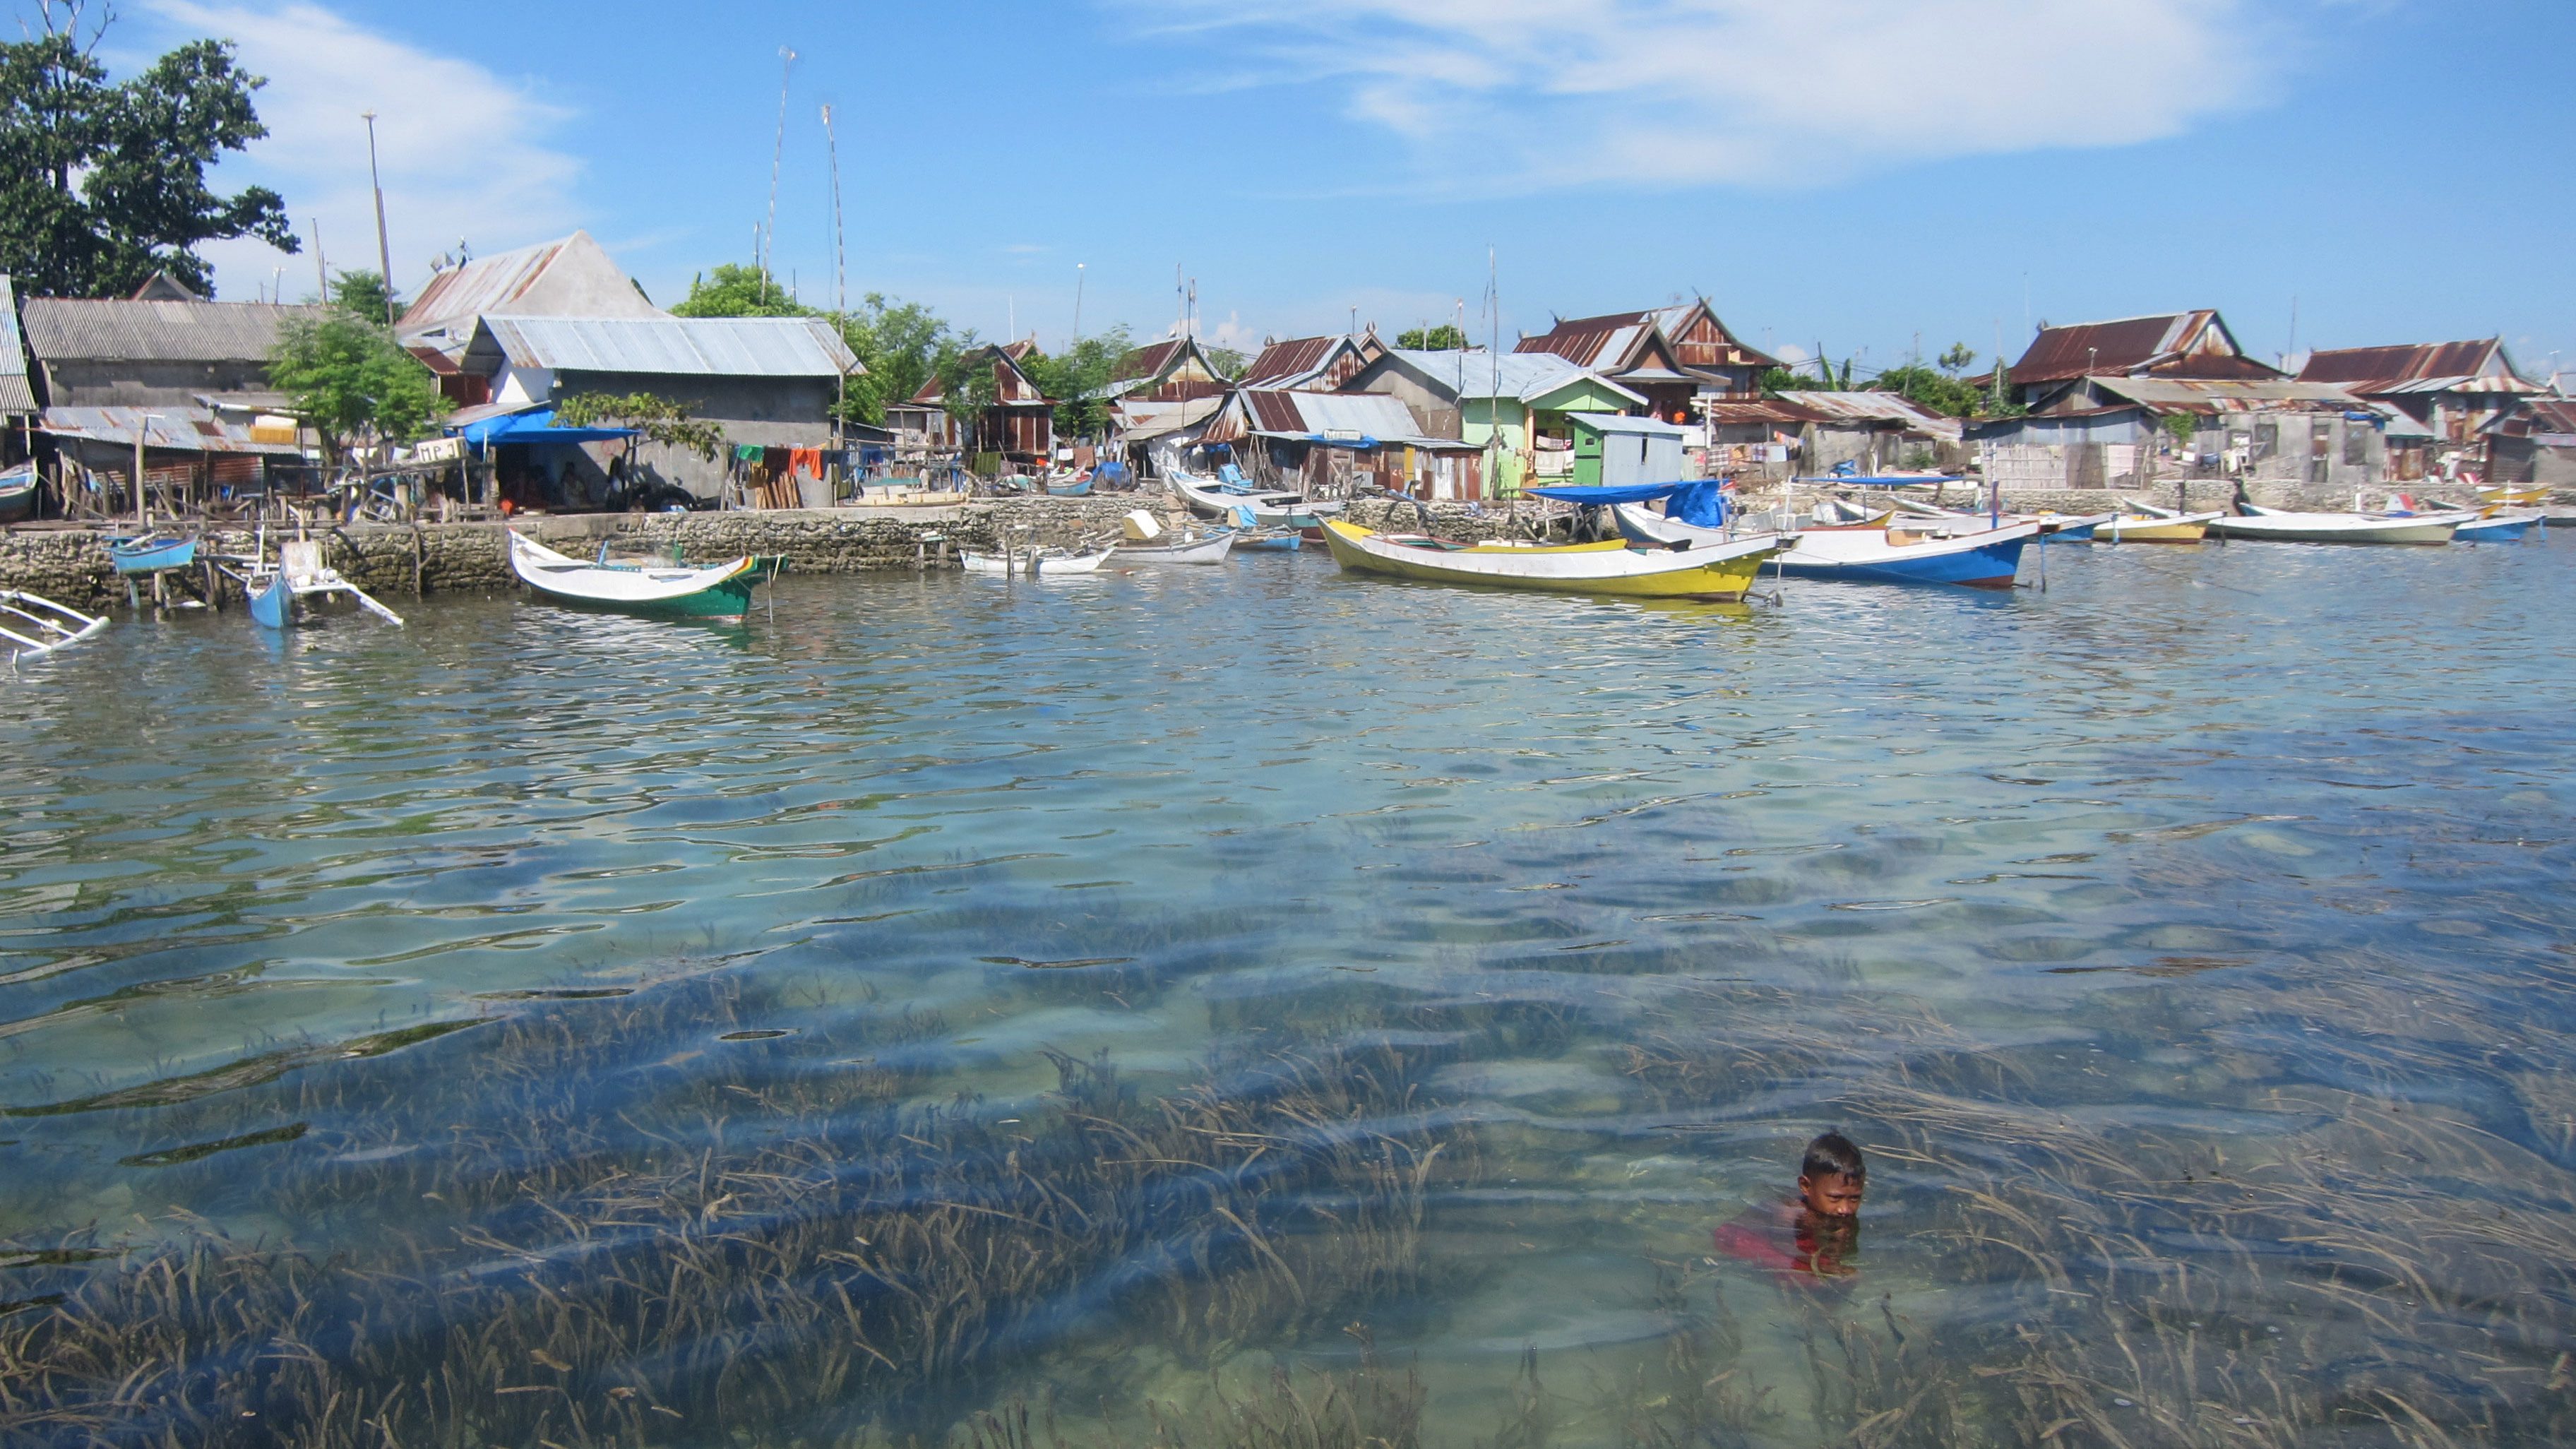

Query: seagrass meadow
[{"left": 1, "top": 539, "right": 2572, "bottom": 1446}]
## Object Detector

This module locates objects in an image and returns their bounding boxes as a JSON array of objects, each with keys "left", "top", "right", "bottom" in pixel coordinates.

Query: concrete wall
[{"left": 0, "top": 496, "right": 1197, "bottom": 614}]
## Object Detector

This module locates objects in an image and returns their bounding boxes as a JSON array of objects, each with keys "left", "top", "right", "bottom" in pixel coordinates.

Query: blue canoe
[
  {"left": 108, "top": 535, "right": 197, "bottom": 574},
  {"left": 246, "top": 570, "right": 290, "bottom": 628},
  {"left": 2453, "top": 513, "right": 2536, "bottom": 543}
]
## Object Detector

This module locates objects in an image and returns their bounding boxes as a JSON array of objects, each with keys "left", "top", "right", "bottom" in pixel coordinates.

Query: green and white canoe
[{"left": 508, "top": 531, "right": 775, "bottom": 618}]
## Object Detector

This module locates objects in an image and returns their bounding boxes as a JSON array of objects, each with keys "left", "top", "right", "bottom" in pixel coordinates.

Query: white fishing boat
[
  {"left": 1166, "top": 466, "right": 1341, "bottom": 527},
  {"left": 960, "top": 544, "right": 1118, "bottom": 577},
  {"left": 1, "top": 589, "right": 107, "bottom": 664},
  {"left": 232, "top": 539, "right": 406, "bottom": 628},
  {"left": 508, "top": 531, "right": 773, "bottom": 616},
  {"left": 1114, "top": 531, "right": 1235, "bottom": 566},
  {"left": 2205, "top": 506, "right": 2471, "bottom": 545}
]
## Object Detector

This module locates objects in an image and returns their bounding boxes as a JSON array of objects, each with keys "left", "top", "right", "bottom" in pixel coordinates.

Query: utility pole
[
  {"left": 310, "top": 218, "right": 328, "bottom": 299},
  {"left": 1073, "top": 263, "right": 1085, "bottom": 345},
  {"left": 362, "top": 113, "right": 395, "bottom": 326}
]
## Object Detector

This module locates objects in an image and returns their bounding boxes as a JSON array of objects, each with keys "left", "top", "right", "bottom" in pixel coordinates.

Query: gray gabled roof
[
  {"left": 476, "top": 315, "right": 859, "bottom": 378},
  {"left": 20, "top": 297, "right": 332, "bottom": 366}
]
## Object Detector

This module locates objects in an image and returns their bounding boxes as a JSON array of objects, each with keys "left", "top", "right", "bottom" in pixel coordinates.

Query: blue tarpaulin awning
[
  {"left": 455, "top": 407, "right": 639, "bottom": 448},
  {"left": 1529, "top": 479, "right": 1731, "bottom": 527}
]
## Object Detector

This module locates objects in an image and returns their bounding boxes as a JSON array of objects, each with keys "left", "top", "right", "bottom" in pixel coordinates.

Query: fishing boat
[
  {"left": 107, "top": 533, "right": 197, "bottom": 574},
  {"left": 2451, "top": 511, "right": 2541, "bottom": 543},
  {"left": 234, "top": 539, "right": 405, "bottom": 628},
  {"left": 2077, "top": 500, "right": 2229, "bottom": 543},
  {"left": 1218, "top": 503, "right": 1304, "bottom": 551},
  {"left": 1, "top": 589, "right": 107, "bottom": 662},
  {"left": 1616, "top": 505, "right": 2036, "bottom": 589},
  {"left": 0, "top": 462, "right": 37, "bottom": 523},
  {"left": 2205, "top": 506, "right": 2470, "bottom": 545},
  {"left": 508, "top": 531, "right": 773, "bottom": 616},
  {"left": 1044, "top": 472, "right": 1093, "bottom": 498},
  {"left": 1114, "top": 531, "right": 1234, "bottom": 566},
  {"left": 1167, "top": 466, "right": 1342, "bottom": 528},
  {"left": 1322, "top": 519, "right": 1779, "bottom": 600},
  {"left": 960, "top": 544, "right": 1117, "bottom": 577}
]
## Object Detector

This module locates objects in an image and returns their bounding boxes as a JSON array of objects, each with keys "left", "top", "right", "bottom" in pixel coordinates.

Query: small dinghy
[
  {"left": 509, "top": 531, "right": 772, "bottom": 616},
  {"left": 107, "top": 533, "right": 197, "bottom": 574},
  {"left": 1112, "top": 508, "right": 1234, "bottom": 565},
  {"left": 1, "top": 589, "right": 107, "bottom": 665},
  {"left": 1167, "top": 466, "right": 1341, "bottom": 528},
  {"left": 1604, "top": 489, "right": 2034, "bottom": 590},
  {"left": 0, "top": 462, "right": 38, "bottom": 523}
]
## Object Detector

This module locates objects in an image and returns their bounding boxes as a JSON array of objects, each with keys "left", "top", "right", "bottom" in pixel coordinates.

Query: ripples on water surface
[{"left": 2, "top": 541, "right": 2572, "bottom": 1446}]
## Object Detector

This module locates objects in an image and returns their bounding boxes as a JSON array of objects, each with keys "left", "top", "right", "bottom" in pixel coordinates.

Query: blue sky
[{"left": 124, "top": 0, "right": 2576, "bottom": 381}]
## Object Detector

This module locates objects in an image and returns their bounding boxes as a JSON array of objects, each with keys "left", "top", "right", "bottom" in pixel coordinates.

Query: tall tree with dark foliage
[{"left": 0, "top": 2, "right": 297, "bottom": 297}]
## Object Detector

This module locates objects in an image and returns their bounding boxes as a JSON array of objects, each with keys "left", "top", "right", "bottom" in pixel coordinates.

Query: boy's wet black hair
[{"left": 1801, "top": 1131, "right": 1866, "bottom": 1184}]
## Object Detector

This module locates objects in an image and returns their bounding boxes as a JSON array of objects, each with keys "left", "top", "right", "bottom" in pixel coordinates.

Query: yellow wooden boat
[
  {"left": 1322, "top": 520, "right": 1780, "bottom": 600},
  {"left": 2093, "top": 509, "right": 2224, "bottom": 543}
]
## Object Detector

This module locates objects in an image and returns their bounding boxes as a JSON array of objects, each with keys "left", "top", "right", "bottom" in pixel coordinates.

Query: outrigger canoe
[
  {"left": 1323, "top": 519, "right": 1779, "bottom": 600},
  {"left": 508, "top": 531, "right": 773, "bottom": 616},
  {"left": 1167, "top": 467, "right": 1342, "bottom": 529}
]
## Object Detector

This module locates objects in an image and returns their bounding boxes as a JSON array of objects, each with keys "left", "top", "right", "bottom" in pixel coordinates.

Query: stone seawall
[{"left": 0, "top": 496, "right": 1199, "bottom": 614}]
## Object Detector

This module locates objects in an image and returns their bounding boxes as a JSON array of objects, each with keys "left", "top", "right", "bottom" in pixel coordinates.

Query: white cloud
[
  {"left": 1126, "top": 0, "right": 2271, "bottom": 192},
  {"left": 136, "top": 1, "right": 583, "bottom": 301}
]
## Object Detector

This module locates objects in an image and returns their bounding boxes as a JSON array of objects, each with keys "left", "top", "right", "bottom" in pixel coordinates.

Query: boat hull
[
  {"left": 509, "top": 533, "right": 764, "bottom": 616},
  {"left": 1324, "top": 520, "right": 1776, "bottom": 600},
  {"left": 1614, "top": 503, "right": 2032, "bottom": 589},
  {"left": 0, "top": 468, "right": 35, "bottom": 524},
  {"left": 108, "top": 537, "right": 196, "bottom": 573},
  {"left": 247, "top": 571, "right": 289, "bottom": 628},
  {"left": 2206, "top": 513, "right": 2462, "bottom": 544},
  {"left": 2454, "top": 513, "right": 2535, "bottom": 542},
  {"left": 2092, "top": 514, "right": 2219, "bottom": 543},
  {"left": 1116, "top": 533, "right": 1234, "bottom": 566}
]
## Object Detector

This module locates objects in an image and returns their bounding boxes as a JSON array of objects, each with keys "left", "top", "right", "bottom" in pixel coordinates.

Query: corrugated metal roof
[
  {"left": 1770, "top": 390, "right": 1964, "bottom": 441},
  {"left": 1516, "top": 312, "right": 1651, "bottom": 371},
  {"left": 2087, "top": 376, "right": 2363, "bottom": 415},
  {"left": 1241, "top": 335, "right": 1342, "bottom": 388},
  {"left": 1239, "top": 388, "right": 1454, "bottom": 446},
  {"left": 400, "top": 232, "right": 664, "bottom": 336},
  {"left": 482, "top": 315, "right": 858, "bottom": 377},
  {"left": 1380, "top": 349, "right": 1647, "bottom": 406},
  {"left": 1705, "top": 399, "right": 1825, "bottom": 426},
  {"left": 0, "top": 274, "right": 30, "bottom": 414},
  {"left": 2005, "top": 311, "right": 2283, "bottom": 387},
  {"left": 22, "top": 298, "right": 333, "bottom": 364},
  {"left": 2296, "top": 339, "right": 2540, "bottom": 397},
  {"left": 40, "top": 405, "right": 301, "bottom": 454},
  {"left": 2483, "top": 397, "right": 2576, "bottom": 439}
]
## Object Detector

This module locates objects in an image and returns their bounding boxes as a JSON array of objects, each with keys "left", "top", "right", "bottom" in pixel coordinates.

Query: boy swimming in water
[{"left": 1712, "top": 1131, "right": 1866, "bottom": 1279}]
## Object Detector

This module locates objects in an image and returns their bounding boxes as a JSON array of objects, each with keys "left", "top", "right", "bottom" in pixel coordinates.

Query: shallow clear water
[{"left": 4, "top": 539, "right": 2573, "bottom": 1446}]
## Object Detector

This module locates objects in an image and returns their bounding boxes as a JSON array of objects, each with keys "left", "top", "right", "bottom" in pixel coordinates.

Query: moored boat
[
  {"left": 1322, "top": 519, "right": 1779, "bottom": 600},
  {"left": 2083, "top": 501, "right": 2228, "bottom": 543},
  {"left": 2205, "top": 506, "right": 2469, "bottom": 545},
  {"left": 1611, "top": 503, "right": 2034, "bottom": 589},
  {"left": 1114, "top": 531, "right": 1234, "bottom": 566},
  {"left": 0, "top": 462, "right": 37, "bottom": 523},
  {"left": 508, "top": 531, "right": 771, "bottom": 616},
  {"left": 1167, "top": 467, "right": 1342, "bottom": 528},
  {"left": 232, "top": 539, "right": 405, "bottom": 628},
  {"left": 1, "top": 588, "right": 107, "bottom": 662},
  {"left": 107, "top": 533, "right": 196, "bottom": 574}
]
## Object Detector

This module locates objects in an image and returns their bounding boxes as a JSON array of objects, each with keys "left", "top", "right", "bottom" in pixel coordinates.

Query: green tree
[
  {"left": 1937, "top": 342, "right": 1977, "bottom": 375},
  {"left": 553, "top": 391, "right": 728, "bottom": 460},
  {"left": 935, "top": 346, "right": 1000, "bottom": 457},
  {"left": 0, "top": 6, "right": 296, "bottom": 297},
  {"left": 268, "top": 282, "right": 448, "bottom": 465},
  {"left": 328, "top": 268, "right": 397, "bottom": 323},
  {"left": 671, "top": 263, "right": 812, "bottom": 318},
  {"left": 1870, "top": 364, "right": 1988, "bottom": 419},
  {"left": 1397, "top": 323, "right": 1468, "bottom": 350},
  {"left": 1206, "top": 344, "right": 1247, "bottom": 378},
  {"left": 1020, "top": 325, "right": 1134, "bottom": 439},
  {"left": 835, "top": 294, "right": 969, "bottom": 426}
]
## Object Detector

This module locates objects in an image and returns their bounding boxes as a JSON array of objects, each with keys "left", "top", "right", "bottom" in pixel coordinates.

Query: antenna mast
[{"left": 762, "top": 46, "right": 797, "bottom": 306}]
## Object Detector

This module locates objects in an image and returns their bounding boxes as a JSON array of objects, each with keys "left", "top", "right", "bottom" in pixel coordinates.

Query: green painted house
[{"left": 1340, "top": 349, "right": 1646, "bottom": 499}]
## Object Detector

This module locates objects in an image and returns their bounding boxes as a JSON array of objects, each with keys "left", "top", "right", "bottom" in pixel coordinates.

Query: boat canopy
[
  {"left": 1527, "top": 479, "right": 1731, "bottom": 527},
  {"left": 457, "top": 407, "right": 640, "bottom": 448}
]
